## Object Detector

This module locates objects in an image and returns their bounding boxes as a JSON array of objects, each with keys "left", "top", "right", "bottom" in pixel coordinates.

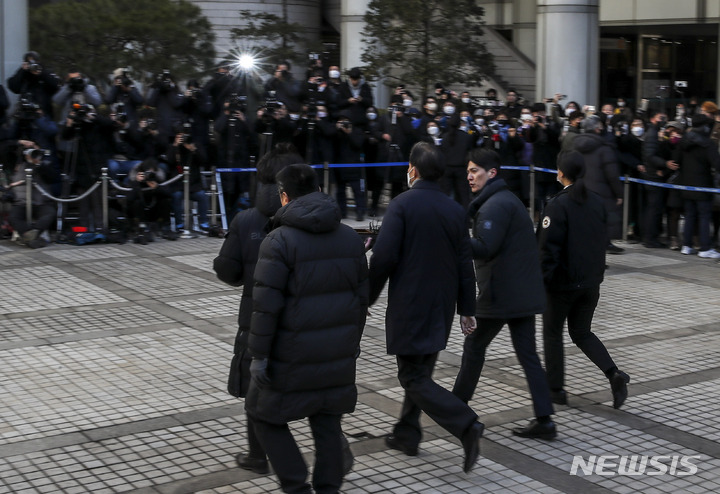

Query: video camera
[
  {"left": 228, "top": 93, "right": 248, "bottom": 114},
  {"left": 70, "top": 102, "right": 95, "bottom": 123},
  {"left": 178, "top": 122, "right": 193, "bottom": 144},
  {"left": 16, "top": 97, "right": 40, "bottom": 120},
  {"left": 154, "top": 70, "right": 175, "bottom": 91},
  {"left": 28, "top": 61, "right": 42, "bottom": 72},
  {"left": 68, "top": 76, "right": 85, "bottom": 92},
  {"left": 261, "top": 91, "right": 282, "bottom": 124}
]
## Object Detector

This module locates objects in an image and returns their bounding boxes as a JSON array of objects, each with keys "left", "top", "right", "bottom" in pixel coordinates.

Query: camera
[
  {"left": 388, "top": 104, "right": 404, "bottom": 114},
  {"left": 16, "top": 97, "right": 40, "bottom": 120},
  {"left": 308, "top": 52, "right": 321, "bottom": 61},
  {"left": 339, "top": 120, "right": 352, "bottom": 130},
  {"left": 144, "top": 171, "right": 158, "bottom": 183},
  {"left": 70, "top": 102, "right": 94, "bottom": 123},
  {"left": 68, "top": 76, "right": 85, "bottom": 92},
  {"left": 155, "top": 70, "right": 175, "bottom": 91},
  {"left": 28, "top": 61, "right": 42, "bottom": 72},
  {"left": 142, "top": 118, "right": 158, "bottom": 133},
  {"left": 228, "top": 93, "right": 248, "bottom": 114},
  {"left": 113, "top": 103, "right": 128, "bottom": 124},
  {"left": 179, "top": 122, "right": 193, "bottom": 144},
  {"left": 261, "top": 91, "right": 282, "bottom": 123},
  {"left": 675, "top": 80, "right": 688, "bottom": 88}
]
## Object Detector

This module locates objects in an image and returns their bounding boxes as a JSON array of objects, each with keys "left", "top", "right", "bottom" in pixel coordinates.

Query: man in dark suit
[{"left": 369, "top": 141, "right": 484, "bottom": 474}]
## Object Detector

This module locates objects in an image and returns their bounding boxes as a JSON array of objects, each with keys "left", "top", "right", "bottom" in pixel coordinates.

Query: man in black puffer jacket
[{"left": 246, "top": 164, "right": 368, "bottom": 494}]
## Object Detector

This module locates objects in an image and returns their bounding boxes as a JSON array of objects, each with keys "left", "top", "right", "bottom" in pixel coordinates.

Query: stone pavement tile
[
  {"left": 0, "top": 328, "right": 234, "bottom": 444},
  {"left": 78, "top": 258, "right": 232, "bottom": 299},
  {"left": 499, "top": 332, "right": 720, "bottom": 397},
  {"left": 0, "top": 305, "right": 175, "bottom": 344},
  {"left": 486, "top": 408, "right": 720, "bottom": 493},
  {"left": 0, "top": 265, "right": 126, "bottom": 315},
  {"left": 606, "top": 252, "right": 685, "bottom": 269},
  {"left": 197, "top": 439, "right": 565, "bottom": 494},
  {"left": 130, "top": 237, "right": 224, "bottom": 255},
  {"left": 168, "top": 252, "right": 219, "bottom": 273},
  {"left": 620, "top": 378, "right": 720, "bottom": 442},
  {"left": 41, "top": 245, "right": 135, "bottom": 262},
  {"left": 0, "top": 250, "right": 42, "bottom": 266},
  {"left": 166, "top": 293, "right": 241, "bottom": 320}
]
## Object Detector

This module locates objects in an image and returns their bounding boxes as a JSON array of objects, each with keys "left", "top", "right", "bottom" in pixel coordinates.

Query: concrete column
[
  {"left": 340, "top": 0, "right": 369, "bottom": 71},
  {"left": 536, "top": 0, "right": 599, "bottom": 106},
  {"left": 0, "top": 0, "right": 28, "bottom": 101}
]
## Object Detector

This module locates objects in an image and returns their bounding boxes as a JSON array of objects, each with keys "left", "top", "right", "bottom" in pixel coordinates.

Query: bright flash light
[{"left": 238, "top": 54, "right": 256, "bottom": 71}]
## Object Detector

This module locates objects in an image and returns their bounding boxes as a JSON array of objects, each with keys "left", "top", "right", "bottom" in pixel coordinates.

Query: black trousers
[
  {"left": 9, "top": 203, "right": 56, "bottom": 235},
  {"left": 440, "top": 166, "right": 471, "bottom": 209},
  {"left": 644, "top": 184, "right": 667, "bottom": 243},
  {"left": 392, "top": 353, "right": 478, "bottom": 448},
  {"left": 452, "top": 315, "right": 554, "bottom": 418},
  {"left": 543, "top": 287, "right": 615, "bottom": 390},
  {"left": 253, "top": 413, "right": 343, "bottom": 494}
]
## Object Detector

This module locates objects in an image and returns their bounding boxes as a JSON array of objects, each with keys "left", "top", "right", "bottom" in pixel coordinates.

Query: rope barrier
[{"left": 34, "top": 181, "right": 102, "bottom": 203}]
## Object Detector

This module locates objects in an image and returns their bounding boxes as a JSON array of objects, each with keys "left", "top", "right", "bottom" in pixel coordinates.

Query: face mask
[
  {"left": 462, "top": 97, "right": 471, "bottom": 104},
  {"left": 565, "top": 107, "right": 576, "bottom": 116},
  {"left": 444, "top": 106, "right": 455, "bottom": 115},
  {"left": 367, "top": 112, "right": 377, "bottom": 120},
  {"left": 460, "top": 125, "right": 468, "bottom": 132},
  {"left": 289, "top": 113, "right": 300, "bottom": 121},
  {"left": 475, "top": 118, "right": 484, "bottom": 126},
  {"left": 403, "top": 99, "right": 412, "bottom": 107},
  {"left": 676, "top": 108, "right": 685, "bottom": 116},
  {"left": 520, "top": 114, "right": 532, "bottom": 122},
  {"left": 407, "top": 168, "right": 415, "bottom": 188},
  {"left": 618, "top": 101, "right": 626, "bottom": 107},
  {"left": 317, "top": 111, "right": 327, "bottom": 119},
  {"left": 497, "top": 119, "right": 509, "bottom": 126},
  {"left": 329, "top": 70, "right": 340, "bottom": 79},
  {"left": 427, "top": 126, "right": 439, "bottom": 136},
  {"left": 670, "top": 135, "right": 681, "bottom": 144},
  {"left": 426, "top": 102, "right": 437, "bottom": 112},
  {"left": 631, "top": 126, "right": 644, "bottom": 137}
]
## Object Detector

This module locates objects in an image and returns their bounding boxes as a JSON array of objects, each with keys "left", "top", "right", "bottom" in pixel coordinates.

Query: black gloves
[{"left": 250, "top": 358, "right": 271, "bottom": 386}]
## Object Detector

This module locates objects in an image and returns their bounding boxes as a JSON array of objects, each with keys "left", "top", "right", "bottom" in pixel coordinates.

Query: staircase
[{"left": 481, "top": 26, "right": 536, "bottom": 101}]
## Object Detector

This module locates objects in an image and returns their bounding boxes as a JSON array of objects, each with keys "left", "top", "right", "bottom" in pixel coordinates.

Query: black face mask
[{"left": 497, "top": 119, "right": 508, "bottom": 125}]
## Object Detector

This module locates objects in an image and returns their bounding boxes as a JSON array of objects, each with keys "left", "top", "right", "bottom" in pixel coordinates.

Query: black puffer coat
[
  {"left": 246, "top": 191, "right": 369, "bottom": 424},
  {"left": 469, "top": 178, "right": 546, "bottom": 318},
  {"left": 213, "top": 184, "right": 282, "bottom": 397},
  {"left": 675, "top": 129, "right": 720, "bottom": 201}
]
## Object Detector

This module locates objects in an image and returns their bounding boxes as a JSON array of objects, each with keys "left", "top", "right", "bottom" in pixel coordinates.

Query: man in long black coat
[
  {"left": 246, "top": 164, "right": 368, "bottom": 494},
  {"left": 369, "top": 141, "right": 484, "bottom": 474}
]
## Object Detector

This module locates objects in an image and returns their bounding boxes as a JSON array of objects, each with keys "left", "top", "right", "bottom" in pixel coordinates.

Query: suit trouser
[
  {"left": 543, "top": 287, "right": 615, "bottom": 390},
  {"left": 644, "top": 184, "right": 667, "bottom": 243},
  {"left": 452, "top": 315, "right": 554, "bottom": 418},
  {"left": 253, "top": 413, "right": 343, "bottom": 494},
  {"left": 392, "top": 353, "right": 478, "bottom": 448}
]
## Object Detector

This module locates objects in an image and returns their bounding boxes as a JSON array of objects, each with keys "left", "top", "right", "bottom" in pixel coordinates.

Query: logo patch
[
  {"left": 483, "top": 220, "right": 492, "bottom": 230},
  {"left": 542, "top": 216, "right": 551, "bottom": 229}
]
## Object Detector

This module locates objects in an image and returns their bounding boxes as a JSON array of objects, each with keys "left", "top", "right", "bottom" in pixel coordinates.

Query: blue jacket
[{"left": 369, "top": 180, "right": 476, "bottom": 355}]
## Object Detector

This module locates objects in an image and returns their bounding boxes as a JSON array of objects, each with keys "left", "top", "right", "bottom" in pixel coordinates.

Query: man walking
[
  {"left": 246, "top": 164, "right": 369, "bottom": 494},
  {"left": 369, "top": 141, "right": 484, "bottom": 473},
  {"left": 453, "top": 148, "right": 556, "bottom": 440}
]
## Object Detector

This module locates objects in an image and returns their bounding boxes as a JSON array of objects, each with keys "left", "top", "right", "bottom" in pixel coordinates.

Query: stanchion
[
  {"left": 25, "top": 167, "right": 33, "bottom": 225},
  {"left": 529, "top": 164, "right": 536, "bottom": 221},
  {"left": 622, "top": 174, "right": 630, "bottom": 242},
  {"left": 101, "top": 167, "right": 109, "bottom": 232},
  {"left": 323, "top": 162, "right": 329, "bottom": 195},
  {"left": 210, "top": 166, "right": 218, "bottom": 228},
  {"left": 180, "top": 166, "right": 197, "bottom": 239}
]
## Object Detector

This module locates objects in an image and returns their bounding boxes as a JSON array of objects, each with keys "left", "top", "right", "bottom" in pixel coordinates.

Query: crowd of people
[{"left": 2, "top": 49, "right": 720, "bottom": 254}]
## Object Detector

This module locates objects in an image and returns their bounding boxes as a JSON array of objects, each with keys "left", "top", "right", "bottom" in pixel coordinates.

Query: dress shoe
[
  {"left": 550, "top": 389, "right": 567, "bottom": 405},
  {"left": 606, "top": 243, "right": 625, "bottom": 254},
  {"left": 610, "top": 370, "right": 630, "bottom": 409},
  {"left": 512, "top": 419, "right": 557, "bottom": 440},
  {"left": 461, "top": 422, "right": 484, "bottom": 473},
  {"left": 643, "top": 240, "right": 667, "bottom": 249},
  {"left": 236, "top": 453, "right": 269, "bottom": 474},
  {"left": 385, "top": 434, "right": 418, "bottom": 456}
]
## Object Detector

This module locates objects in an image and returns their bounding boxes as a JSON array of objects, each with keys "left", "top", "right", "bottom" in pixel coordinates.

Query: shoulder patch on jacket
[
  {"left": 542, "top": 216, "right": 551, "bottom": 229},
  {"left": 483, "top": 220, "right": 492, "bottom": 230}
]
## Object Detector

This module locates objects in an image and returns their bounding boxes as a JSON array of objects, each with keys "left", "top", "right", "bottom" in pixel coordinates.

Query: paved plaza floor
[{"left": 1, "top": 229, "right": 719, "bottom": 494}]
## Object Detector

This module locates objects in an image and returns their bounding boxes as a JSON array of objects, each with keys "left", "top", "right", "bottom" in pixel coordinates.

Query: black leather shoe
[
  {"left": 606, "top": 243, "right": 625, "bottom": 254},
  {"left": 643, "top": 240, "right": 667, "bottom": 249},
  {"left": 385, "top": 434, "right": 418, "bottom": 456},
  {"left": 550, "top": 389, "right": 567, "bottom": 405},
  {"left": 610, "top": 370, "right": 630, "bottom": 409},
  {"left": 512, "top": 419, "right": 557, "bottom": 440},
  {"left": 461, "top": 422, "right": 484, "bottom": 473},
  {"left": 236, "top": 453, "right": 269, "bottom": 474}
]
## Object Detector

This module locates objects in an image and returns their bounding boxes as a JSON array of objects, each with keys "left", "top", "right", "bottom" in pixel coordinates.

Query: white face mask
[
  {"left": 444, "top": 106, "right": 455, "bottom": 115},
  {"left": 407, "top": 168, "right": 415, "bottom": 188},
  {"left": 475, "top": 118, "right": 484, "bottom": 126},
  {"left": 367, "top": 112, "right": 377, "bottom": 120},
  {"left": 289, "top": 113, "right": 300, "bottom": 121},
  {"left": 521, "top": 114, "right": 532, "bottom": 122},
  {"left": 565, "top": 107, "right": 576, "bottom": 116},
  {"left": 427, "top": 126, "right": 439, "bottom": 136},
  {"left": 426, "top": 102, "right": 438, "bottom": 112},
  {"left": 403, "top": 99, "right": 412, "bottom": 107},
  {"left": 329, "top": 70, "right": 340, "bottom": 79},
  {"left": 317, "top": 111, "right": 327, "bottom": 119},
  {"left": 460, "top": 125, "right": 468, "bottom": 132},
  {"left": 462, "top": 97, "right": 471, "bottom": 104},
  {"left": 631, "top": 126, "right": 644, "bottom": 137},
  {"left": 618, "top": 101, "right": 626, "bottom": 107}
]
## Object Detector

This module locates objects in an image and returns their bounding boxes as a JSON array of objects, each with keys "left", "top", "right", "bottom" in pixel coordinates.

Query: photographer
[
  {"left": 104, "top": 68, "right": 144, "bottom": 125},
  {"left": 336, "top": 67, "right": 373, "bottom": 129},
  {"left": 2, "top": 98, "right": 58, "bottom": 162},
  {"left": 333, "top": 113, "right": 367, "bottom": 220},
  {"left": 7, "top": 148, "right": 60, "bottom": 248},
  {"left": 254, "top": 99, "right": 295, "bottom": 149},
  {"left": 263, "top": 62, "right": 301, "bottom": 113},
  {"left": 146, "top": 70, "right": 184, "bottom": 140},
  {"left": 166, "top": 123, "right": 209, "bottom": 231},
  {"left": 7, "top": 51, "right": 62, "bottom": 119},
  {"left": 126, "top": 158, "right": 176, "bottom": 243},
  {"left": 52, "top": 69, "right": 102, "bottom": 122},
  {"left": 378, "top": 99, "right": 417, "bottom": 201},
  {"left": 527, "top": 102, "right": 562, "bottom": 213},
  {"left": 180, "top": 79, "right": 213, "bottom": 157},
  {"left": 216, "top": 94, "right": 256, "bottom": 220},
  {"left": 107, "top": 103, "right": 145, "bottom": 182}
]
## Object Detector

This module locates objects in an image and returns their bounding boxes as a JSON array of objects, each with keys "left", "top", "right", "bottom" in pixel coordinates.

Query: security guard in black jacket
[{"left": 538, "top": 151, "right": 630, "bottom": 409}]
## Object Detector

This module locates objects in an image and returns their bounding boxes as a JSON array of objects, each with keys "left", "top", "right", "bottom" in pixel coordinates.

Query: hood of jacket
[
  {"left": 255, "top": 182, "right": 282, "bottom": 218},
  {"left": 680, "top": 129, "right": 713, "bottom": 150},
  {"left": 573, "top": 132, "right": 605, "bottom": 153},
  {"left": 271, "top": 191, "right": 341, "bottom": 233}
]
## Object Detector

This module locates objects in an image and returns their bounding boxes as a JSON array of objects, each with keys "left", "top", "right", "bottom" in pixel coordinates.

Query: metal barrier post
[
  {"left": 622, "top": 174, "right": 630, "bottom": 242},
  {"left": 25, "top": 167, "right": 33, "bottom": 225},
  {"left": 180, "top": 166, "right": 196, "bottom": 239},
  {"left": 101, "top": 167, "right": 109, "bottom": 232},
  {"left": 323, "top": 162, "right": 329, "bottom": 195},
  {"left": 529, "top": 164, "right": 536, "bottom": 221},
  {"left": 210, "top": 166, "right": 217, "bottom": 227}
]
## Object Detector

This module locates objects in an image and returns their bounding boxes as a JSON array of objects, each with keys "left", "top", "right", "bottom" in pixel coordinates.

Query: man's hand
[
  {"left": 250, "top": 358, "right": 271, "bottom": 386},
  {"left": 460, "top": 316, "right": 476, "bottom": 336},
  {"left": 666, "top": 160, "right": 679, "bottom": 171}
]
